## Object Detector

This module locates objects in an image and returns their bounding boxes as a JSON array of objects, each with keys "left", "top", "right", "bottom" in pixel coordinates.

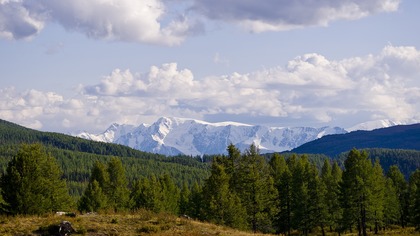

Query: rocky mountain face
[{"left": 76, "top": 117, "right": 348, "bottom": 156}]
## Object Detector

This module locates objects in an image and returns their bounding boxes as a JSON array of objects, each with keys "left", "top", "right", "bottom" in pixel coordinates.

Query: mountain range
[{"left": 75, "top": 117, "right": 406, "bottom": 156}]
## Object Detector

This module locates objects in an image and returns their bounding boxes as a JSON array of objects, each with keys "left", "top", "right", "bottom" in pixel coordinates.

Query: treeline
[{"left": 195, "top": 145, "right": 420, "bottom": 235}]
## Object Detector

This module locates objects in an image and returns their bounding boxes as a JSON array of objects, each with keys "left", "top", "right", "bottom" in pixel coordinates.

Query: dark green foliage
[
  {"left": 106, "top": 158, "right": 130, "bottom": 211},
  {"left": 340, "top": 149, "right": 372, "bottom": 236},
  {"left": 321, "top": 160, "right": 342, "bottom": 232},
  {"left": 201, "top": 161, "right": 246, "bottom": 229},
  {"left": 409, "top": 170, "right": 420, "bottom": 230},
  {"left": 387, "top": 165, "right": 409, "bottom": 228},
  {"left": 0, "top": 144, "right": 72, "bottom": 215},
  {"left": 77, "top": 180, "right": 107, "bottom": 212},
  {"left": 130, "top": 174, "right": 180, "bottom": 215},
  {"left": 292, "top": 123, "right": 420, "bottom": 156}
]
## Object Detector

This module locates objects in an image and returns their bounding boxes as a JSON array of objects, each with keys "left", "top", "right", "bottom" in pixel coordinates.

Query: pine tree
[
  {"left": 387, "top": 165, "right": 409, "bottom": 227},
  {"left": 201, "top": 161, "right": 246, "bottom": 229},
  {"left": 106, "top": 158, "right": 129, "bottom": 212},
  {"left": 309, "top": 163, "right": 328, "bottom": 236},
  {"left": 383, "top": 178, "right": 400, "bottom": 227},
  {"left": 188, "top": 181, "right": 203, "bottom": 219},
  {"left": 179, "top": 182, "right": 191, "bottom": 215},
  {"left": 408, "top": 170, "right": 420, "bottom": 230},
  {"left": 340, "top": 149, "right": 372, "bottom": 236},
  {"left": 291, "top": 155, "right": 311, "bottom": 235},
  {"left": 159, "top": 174, "right": 180, "bottom": 214},
  {"left": 78, "top": 180, "right": 107, "bottom": 212},
  {"left": 236, "top": 144, "right": 277, "bottom": 233},
  {"left": 321, "top": 160, "right": 342, "bottom": 233},
  {"left": 0, "top": 144, "right": 72, "bottom": 215},
  {"left": 269, "top": 153, "right": 287, "bottom": 234},
  {"left": 278, "top": 165, "right": 293, "bottom": 236},
  {"left": 370, "top": 159, "right": 386, "bottom": 234}
]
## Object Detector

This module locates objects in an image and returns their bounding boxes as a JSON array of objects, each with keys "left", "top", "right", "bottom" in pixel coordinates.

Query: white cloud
[
  {"left": 1, "top": 45, "right": 419, "bottom": 132},
  {"left": 0, "top": 0, "right": 195, "bottom": 45},
  {"left": 0, "top": 0, "right": 45, "bottom": 40},
  {"left": 191, "top": 0, "right": 401, "bottom": 32},
  {"left": 1, "top": 0, "right": 401, "bottom": 43}
]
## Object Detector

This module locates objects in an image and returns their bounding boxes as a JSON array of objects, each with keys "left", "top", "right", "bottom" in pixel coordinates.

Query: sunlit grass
[{"left": 0, "top": 211, "right": 418, "bottom": 236}]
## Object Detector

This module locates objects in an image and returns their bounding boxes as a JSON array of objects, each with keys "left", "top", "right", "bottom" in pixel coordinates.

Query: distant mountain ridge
[
  {"left": 76, "top": 117, "right": 349, "bottom": 156},
  {"left": 291, "top": 123, "right": 420, "bottom": 157}
]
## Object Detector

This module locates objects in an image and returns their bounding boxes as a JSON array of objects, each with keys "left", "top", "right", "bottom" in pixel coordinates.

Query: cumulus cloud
[
  {"left": 0, "top": 0, "right": 45, "bottom": 40},
  {"left": 0, "top": 0, "right": 196, "bottom": 45},
  {"left": 1, "top": 0, "right": 401, "bottom": 42},
  {"left": 191, "top": 0, "right": 401, "bottom": 32},
  {"left": 1, "top": 45, "right": 419, "bottom": 132}
]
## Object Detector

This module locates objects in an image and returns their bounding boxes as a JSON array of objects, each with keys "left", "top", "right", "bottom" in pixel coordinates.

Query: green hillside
[{"left": 0, "top": 119, "right": 210, "bottom": 197}]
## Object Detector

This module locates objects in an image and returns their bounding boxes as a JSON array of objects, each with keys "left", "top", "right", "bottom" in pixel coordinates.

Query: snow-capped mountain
[
  {"left": 75, "top": 117, "right": 347, "bottom": 156},
  {"left": 346, "top": 119, "right": 404, "bottom": 132}
]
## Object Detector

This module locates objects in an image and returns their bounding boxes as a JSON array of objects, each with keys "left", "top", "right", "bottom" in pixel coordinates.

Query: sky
[{"left": 1, "top": 0, "right": 420, "bottom": 133}]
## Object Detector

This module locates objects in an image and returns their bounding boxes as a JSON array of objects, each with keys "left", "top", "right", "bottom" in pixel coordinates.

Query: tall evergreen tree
[
  {"left": 278, "top": 165, "right": 293, "bottom": 236},
  {"left": 321, "top": 160, "right": 342, "bottom": 233},
  {"left": 106, "top": 158, "right": 130, "bottom": 212},
  {"left": 291, "top": 155, "right": 312, "bottom": 235},
  {"left": 188, "top": 181, "right": 203, "bottom": 219},
  {"left": 179, "top": 182, "right": 191, "bottom": 215},
  {"left": 269, "top": 153, "right": 288, "bottom": 234},
  {"left": 0, "top": 144, "right": 72, "bottom": 215},
  {"left": 340, "top": 149, "right": 372, "bottom": 236},
  {"left": 78, "top": 180, "right": 107, "bottom": 212},
  {"left": 78, "top": 161, "right": 110, "bottom": 212},
  {"left": 408, "top": 170, "right": 420, "bottom": 230},
  {"left": 201, "top": 161, "right": 246, "bottom": 229},
  {"left": 383, "top": 178, "right": 400, "bottom": 227},
  {"left": 236, "top": 144, "right": 277, "bottom": 233},
  {"left": 370, "top": 159, "right": 386, "bottom": 234},
  {"left": 387, "top": 165, "right": 409, "bottom": 228}
]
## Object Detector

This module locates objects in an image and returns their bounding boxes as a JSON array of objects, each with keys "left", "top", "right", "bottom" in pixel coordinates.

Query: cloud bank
[
  {"left": 1, "top": 45, "right": 419, "bottom": 132},
  {"left": 0, "top": 0, "right": 401, "bottom": 43}
]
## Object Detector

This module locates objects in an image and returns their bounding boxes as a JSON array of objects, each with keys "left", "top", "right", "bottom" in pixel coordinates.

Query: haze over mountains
[{"left": 75, "top": 117, "right": 407, "bottom": 156}]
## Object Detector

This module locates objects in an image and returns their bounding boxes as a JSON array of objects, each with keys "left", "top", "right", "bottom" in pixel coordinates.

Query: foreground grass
[
  {"left": 0, "top": 211, "right": 418, "bottom": 236},
  {"left": 0, "top": 210, "right": 272, "bottom": 236}
]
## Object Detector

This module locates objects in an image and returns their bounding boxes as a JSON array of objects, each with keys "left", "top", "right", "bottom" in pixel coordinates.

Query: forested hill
[
  {"left": 0, "top": 119, "right": 210, "bottom": 196},
  {"left": 0, "top": 118, "right": 166, "bottom": 159},
  {"left": 291, "top": 123, "right": 420, "bottom": 157}
]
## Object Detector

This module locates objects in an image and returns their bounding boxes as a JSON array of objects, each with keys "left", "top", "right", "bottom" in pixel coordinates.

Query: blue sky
[{"left": 1, "top": 0, "right": 419, "bottom": 133}]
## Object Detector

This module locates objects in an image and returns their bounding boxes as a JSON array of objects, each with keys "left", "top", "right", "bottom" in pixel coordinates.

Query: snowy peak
[
  {"left": 77, "top": 123, "right": 135, "bottom": 143},
  {"left": 346, "top": 119, "right": 403, "bottom": 132},
  {"left": 75, "top": 117, "right": 348, "bottom": 156}
]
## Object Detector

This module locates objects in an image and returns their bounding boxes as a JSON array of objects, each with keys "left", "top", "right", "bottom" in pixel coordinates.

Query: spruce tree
[{"left": 0, "top": 144, "right": 72, "bottom": 215}]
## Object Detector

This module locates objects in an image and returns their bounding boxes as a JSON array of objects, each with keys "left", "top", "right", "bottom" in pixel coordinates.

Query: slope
[{"left": 291, "top": 123, "right": 420, "bottom": 157}]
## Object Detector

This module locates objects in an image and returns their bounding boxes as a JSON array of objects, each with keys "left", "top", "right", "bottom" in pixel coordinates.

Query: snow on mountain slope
[
  {"left": 75, "top": 117, "right": 347, "bottom": 156},
  {"left": 346, "top": 119, "right": 403, "bottom": 132}
]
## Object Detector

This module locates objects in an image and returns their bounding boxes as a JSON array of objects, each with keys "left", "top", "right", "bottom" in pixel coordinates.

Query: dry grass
[
  {"left": 0, "top": 211, "right": 418, "bottom": 236},
  {"left": 0, "top": 210, "right": 272, "bottom": 236}
]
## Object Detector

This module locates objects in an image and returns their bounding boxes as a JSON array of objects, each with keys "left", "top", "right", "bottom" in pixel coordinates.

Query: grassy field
[
  {"left": 0, "top": 210, "right": 418, "bottom": 236},
  {"left": 0, "top": 210, "right": 272, "bottom": 236}
]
